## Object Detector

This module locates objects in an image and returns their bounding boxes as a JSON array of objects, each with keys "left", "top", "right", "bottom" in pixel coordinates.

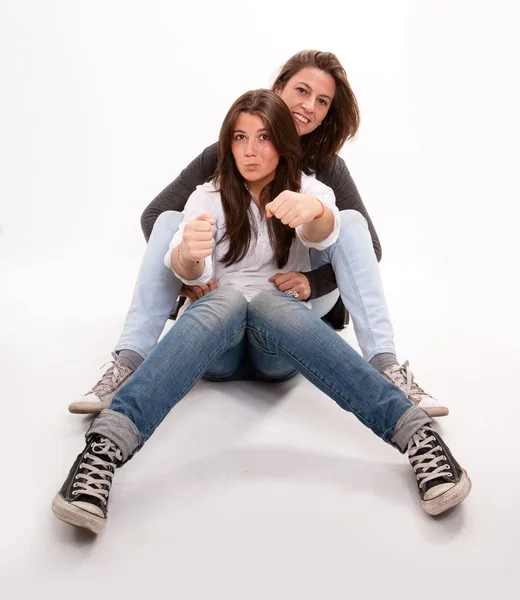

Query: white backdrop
[{"left": 1, "top": 1, "right": 519, "bottom": 599}]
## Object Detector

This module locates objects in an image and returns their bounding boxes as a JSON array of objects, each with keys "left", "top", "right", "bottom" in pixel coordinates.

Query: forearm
[
  {"left": 301, "top": 263, "right": 338, "bottom": 300},
  {"left": 141, "top": 143, "right": 219, "bottom": 241}
]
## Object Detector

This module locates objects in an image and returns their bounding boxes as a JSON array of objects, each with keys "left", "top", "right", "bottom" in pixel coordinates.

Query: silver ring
[{"left": 285, "top": 289, "right": 299, "bottom": 299}]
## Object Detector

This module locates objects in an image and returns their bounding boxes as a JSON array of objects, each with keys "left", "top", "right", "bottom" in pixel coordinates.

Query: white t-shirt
[{"left": 164, "top": 173, "right": 339, "bottom": 303}]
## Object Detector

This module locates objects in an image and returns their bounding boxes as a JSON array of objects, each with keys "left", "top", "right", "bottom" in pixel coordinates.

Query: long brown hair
[
  {"left": 272, "top": 50, "right": 360, "bottom": 173},
  {"left": 212, "top": 89, "right": 302, "bottom": 269}
]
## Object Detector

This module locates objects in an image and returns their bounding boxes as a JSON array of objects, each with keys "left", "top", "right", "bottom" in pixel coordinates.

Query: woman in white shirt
[{"left": 52, "top": 90, "right": 471, "bottom": 534}]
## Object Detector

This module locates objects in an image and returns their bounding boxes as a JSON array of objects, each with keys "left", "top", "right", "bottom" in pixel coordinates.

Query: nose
[
  {"left": 245, "top": 139, "right": 258, "bottom": 156},
  {"left": 301, "top": 98, "right": 315, "bottom": 115}
]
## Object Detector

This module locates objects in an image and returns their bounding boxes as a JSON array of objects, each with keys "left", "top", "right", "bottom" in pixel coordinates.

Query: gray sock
[
  {"left": 369, "top": 352, "right": 399, "bottom": 374},
  {"left": 116, "top": 349, "right": 144, "bottom": 371}
]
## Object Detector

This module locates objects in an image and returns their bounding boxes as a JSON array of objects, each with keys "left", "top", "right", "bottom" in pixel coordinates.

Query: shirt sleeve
[
  {"left": 295, "top": 175, "right": 340, "bottom": 250},
  {"left": 163, "top": 186, "right": 216, "bottom": 285},
  {"left": 141, "top": 143, "right": 219, "bottom": 241}
]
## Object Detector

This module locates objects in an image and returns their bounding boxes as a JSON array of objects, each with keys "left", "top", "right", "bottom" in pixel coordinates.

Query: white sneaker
[
  {"left": 68, "top": 353, "right": 135, "bottom": 415},
  {"left": 382, "top": 361, "right": 449, "bottom": 417}
]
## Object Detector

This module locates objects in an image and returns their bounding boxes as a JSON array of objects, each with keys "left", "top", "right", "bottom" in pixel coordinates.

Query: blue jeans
[
  {"left": 115, "top": 211, "right": 337, "bottom": 360},
  {"left": 90, "top": 289, "right": 430, "bottom": 461},
  {"left": 115, "top": 210, "right": 394, "bottom": 361},
  {"left": 116, "top": 211, "right": 185, "bottom": 360},
  {"left": 310, "top": 210, "right": 395, "bottom": 361}
]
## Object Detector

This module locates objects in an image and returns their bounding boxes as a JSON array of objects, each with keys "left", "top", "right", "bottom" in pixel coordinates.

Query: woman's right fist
[{"left": 180, "top": 213, "right": 216, "bottom": 261}]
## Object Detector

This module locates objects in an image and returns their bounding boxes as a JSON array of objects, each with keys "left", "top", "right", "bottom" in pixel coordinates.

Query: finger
[
  {"left": 270, "top": 203, "right": 293, "bottom": 223},
  {"left": 265, "top": 199, "right": 281, "bottom": 218},
  {"left": 278, "top": 279, "right": 300, "bottom": 292},
  {"left": 194, "top": 212, "right": 216, "bottom": 225},
  {"left": 270, "top": 272, "right": 294, "bottom": 286},
  {"left": 287, "top": 215, "right": 307, "bottom": 229},
  {"left": 181, "top": 286, "right": 197, "bottom": 302},
  {"left": 192, "top": 286, "right": 203, "bottom": 300},
  {"left": 280, "top": 206, "right": 303, "bottom": 226},
  {"left": 198, "top": 284, "right": 210, "bottom": 296},
  {"left": 208, "top": 278, "right": 218, "bottom": 291},
  {"left": 185, "top": 224, "right": 214, "bottom": 236},
  {"left": 186, "top": 240, "right": 213, "bottom": 251}
]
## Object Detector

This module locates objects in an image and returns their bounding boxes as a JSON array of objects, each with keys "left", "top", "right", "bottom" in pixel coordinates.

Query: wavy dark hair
[
  {"left": 272, "top": 50, "right": 360, "bottom": 173},
  {"left": 212, "top": 89, "right": 302, "bottom": 269}
]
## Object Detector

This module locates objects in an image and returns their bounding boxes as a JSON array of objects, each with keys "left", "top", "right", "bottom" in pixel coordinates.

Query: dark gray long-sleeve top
[{"left": 141, "top": 142, "right": 381, "bottom": 302}]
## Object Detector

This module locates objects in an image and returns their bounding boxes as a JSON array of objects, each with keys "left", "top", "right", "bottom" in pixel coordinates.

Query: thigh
[
  {"left": 246, "top": 327, "right": 297, "bottom": 382},
  {"left": 202, "top": 335, "right": 248, "bottom": 382}
]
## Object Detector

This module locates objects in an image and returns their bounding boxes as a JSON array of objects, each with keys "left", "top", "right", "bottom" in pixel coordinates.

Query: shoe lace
[
  {"left": 388, "top": 360, "right": 428, "bottom": 400},
  {"left": 73, "top": 437, "right": 123, "bottom": 504},
  {"left": 88, "top": 352, "right": 131, "bottom": 395},
  {"left": 407, "top": 428, "right": 452, "bottom": 489}
]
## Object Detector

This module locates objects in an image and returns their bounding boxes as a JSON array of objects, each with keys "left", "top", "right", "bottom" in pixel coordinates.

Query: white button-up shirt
[{"left": 164, "top": 173, "right": 339, "bottom": 304}]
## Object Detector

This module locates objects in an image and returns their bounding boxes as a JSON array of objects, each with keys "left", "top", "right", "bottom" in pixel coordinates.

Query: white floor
[
  {"left": 1, "top": 246, "right": 519, "bottom": 599},
  {"left": 2, "top": 1, "right": 520, "bottom": 597}
]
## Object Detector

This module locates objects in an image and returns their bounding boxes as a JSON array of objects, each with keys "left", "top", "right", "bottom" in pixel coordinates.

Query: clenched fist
[
  {"left": 265, "top": 191, "right": 323, "bottom": 228},
  {"left": 180, "top": 212, "right": 216, "bottom": 261}
]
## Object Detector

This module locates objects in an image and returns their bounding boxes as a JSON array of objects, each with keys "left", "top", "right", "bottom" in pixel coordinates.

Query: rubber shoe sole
[
  {"left": 421, "top": 469, "right": 472, "bottom": 516},
  {"left": 52, "top": 494, "right": 106, "bottom": 534},
  {"left": 420, "top": 403, "right": 449, "bottom": 418},
  {"left": 68, "top": 396, "right": 112, "bottom": 415}
]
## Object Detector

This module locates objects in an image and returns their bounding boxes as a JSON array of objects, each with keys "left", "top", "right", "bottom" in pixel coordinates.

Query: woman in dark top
[{"left": 68, "top": 50, "right": 448, "bottom": 418}]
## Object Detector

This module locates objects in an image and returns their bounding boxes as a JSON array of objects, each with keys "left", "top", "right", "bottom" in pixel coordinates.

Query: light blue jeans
[
  {"left": 115, "top": 210, "right": 394, "bottom": 361},
  {"left": 90, "top": 289, "right": 430, "bottom": 460}
]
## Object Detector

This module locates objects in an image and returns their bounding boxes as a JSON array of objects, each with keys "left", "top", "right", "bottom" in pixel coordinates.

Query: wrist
[
  {"left": 177, "top": 244, "right": 200, "bottom": 270},
  {"left": 313, "top": 198, "right": 325, "bottom": 220}
]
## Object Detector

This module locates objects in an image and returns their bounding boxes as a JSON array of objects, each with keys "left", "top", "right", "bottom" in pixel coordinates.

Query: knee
[
  {"left": 214, "top": 287, "right": 247, "bottom": 310},
  {"left": 206, "top": 288, "right": 248, "bottom": 320},
  {"left": 248, "top": 291, "right": 276, "bottom": 317},
  {"left": 185, "top": 288, "right": 247, "bottom": 335},
  {"left": 248, "top": 291, "right": 298, "bottom": 327},
  {"left": 339, "top": 209, "right": 368, "bottom": 231},
  {"left": 150, "top": 211, "right": 183, "bottom": 238}
]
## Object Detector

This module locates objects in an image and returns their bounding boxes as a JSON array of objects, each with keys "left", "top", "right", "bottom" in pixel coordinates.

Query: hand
[
  {"left": 180, "top": 278, "right": 218, "bottom": 302},
  {"left": 265, "top": 191, "right": 322, "bottom": 228},
  {"left": 268, "top": 271, "right": 311, "bottom": 301},
  {"left": 180, "top": 212, "right": 216, "bottom": 261}
]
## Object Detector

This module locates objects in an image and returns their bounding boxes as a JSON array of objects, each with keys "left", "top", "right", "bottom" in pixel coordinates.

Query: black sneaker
[
  {"left": 52, "top": 435, "right": 122, "bottom": 533},
  {"left": 407, "top": 427, "right": 471, "bottom": 516}
]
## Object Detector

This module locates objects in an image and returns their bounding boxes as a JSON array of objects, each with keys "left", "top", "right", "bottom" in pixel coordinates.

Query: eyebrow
[
  {"left": 295, "top": 81, "right": 333, "bottom": 101},
  {"left": 232, "top": 128, "right": 269, "bottom": 134}
]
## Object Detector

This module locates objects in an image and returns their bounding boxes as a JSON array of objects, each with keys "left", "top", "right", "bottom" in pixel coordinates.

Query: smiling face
[
  {"left": 231, "top": 112, "right": 280, "bottom": 193},
  {"left": 275, "top": 66, "right": 336, "bottom": 136}
]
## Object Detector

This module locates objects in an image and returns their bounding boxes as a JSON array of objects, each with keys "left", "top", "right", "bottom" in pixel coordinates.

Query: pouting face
[
  {"left": 276, "top": 66, "right": 336, "bottom": 136},
  {"left": 231, "top": 112, "right": 280, "bottom": 188}
]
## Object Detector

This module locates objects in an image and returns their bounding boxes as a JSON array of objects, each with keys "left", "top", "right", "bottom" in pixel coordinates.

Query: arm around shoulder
[{"left": 140, "top": 142, "right": 219, "bottom": 241}]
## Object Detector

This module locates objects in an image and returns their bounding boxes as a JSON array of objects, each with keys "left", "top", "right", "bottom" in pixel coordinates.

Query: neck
[
  {"left": 245, "top": 174, "right": 275, "bottom": 206},
  {"left": 247, "top": 182, "right": 264, "bottom": 204}
]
